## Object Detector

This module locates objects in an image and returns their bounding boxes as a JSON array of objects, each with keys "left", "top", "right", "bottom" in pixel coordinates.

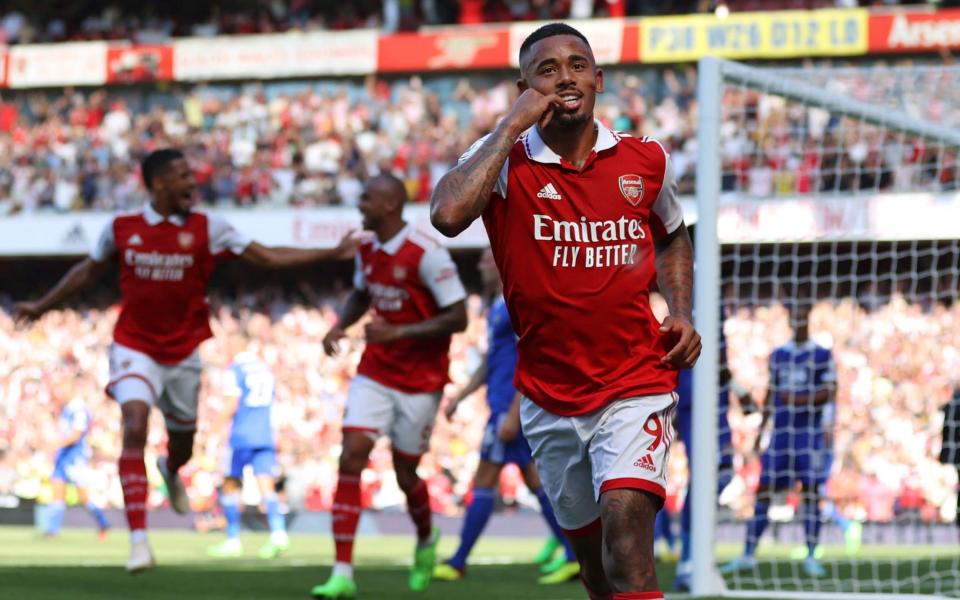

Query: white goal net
[{"left": 689, "top": 58, "right": 960, "bottom": 599}]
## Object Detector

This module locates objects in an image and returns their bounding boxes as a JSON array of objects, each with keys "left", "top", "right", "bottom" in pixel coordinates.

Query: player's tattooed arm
[
  {"left": 13, "top": 258, "right": 109, "bottom": 321},
  {"left": 654, "top": 223, "right": 694, "bottom": 320},
  {"left": 654, "top": 222, "right": 700, "bottom": 368},
  {"left": 431, "top": 89, "right": 564, "bottom": 237},
  {"left": 430, "top": 124, "right": 518, "bottom": 237}
]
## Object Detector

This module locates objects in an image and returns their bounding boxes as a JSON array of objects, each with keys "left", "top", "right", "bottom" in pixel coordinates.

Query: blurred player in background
[
  {"left": 15, "top": 148, "right": 356, "bottom": 573},
  {"left": 942, "top": 386, "right": 960, "bottom": 539},
  {"left": 434, "top": 248, "right": 578, "bottom": 585},
  {"left": 44, "top": 396, "right": 110, "bottom": 540},
  {"left": 672, "top": 305, "right": 753, "bottom": 592},
  {"left": 432, "top": 22, "right": 700, "bottom": 600},
  {"left": 207, "top": 332, "right": 288, "bottom": 560},
  {"left": 313, "top": 174, "right": 467, "bottom": 599},
  {"left": 721, "top": 287, "right": 837, "bottom": 578}
]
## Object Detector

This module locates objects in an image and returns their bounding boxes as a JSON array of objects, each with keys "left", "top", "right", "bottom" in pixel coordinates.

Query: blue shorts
[
  {"left": 52, "top": 451, "right": 88, "bottom": 486},
  {"left": 759, "top": 445, "right": 828, "bottom": 489},
  {"left": 224, "top": 447, "right": 276, "bottom": 479},
  {"left": 480, "top": 413, "right": 532, "bottom": 468},
  {"left": 676, "top": 396, "right": 733, "bottom": 492}
]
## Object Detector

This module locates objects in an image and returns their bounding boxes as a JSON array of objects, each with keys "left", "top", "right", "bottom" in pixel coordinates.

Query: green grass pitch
[{"left": 1, "top": 526, "right": 955, "bottom": 599}]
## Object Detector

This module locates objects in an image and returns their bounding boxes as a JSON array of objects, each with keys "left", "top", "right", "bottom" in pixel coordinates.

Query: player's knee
[
  {"left": 394, "top": 463, "right": 420, "bottom": 491},
  {"left": 338, "top": 449, "right": 368, "bottom": 475},
  {"left": 122, "top": 422, "right": 148, "bottom": 447},
  {"left": 222, "top": 478, "right": 241, "bottom": 493}
]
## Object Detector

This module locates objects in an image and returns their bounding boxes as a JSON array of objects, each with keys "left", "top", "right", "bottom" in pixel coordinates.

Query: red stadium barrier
[
  {"left": 377, "top": 29, "right": 511, "bottom": 72},
  {"left": 0, "top": 7, "right": 959, "bottom": 88},
  {"left": 869, "top": 8, "right": 960, "bottom": 53}
]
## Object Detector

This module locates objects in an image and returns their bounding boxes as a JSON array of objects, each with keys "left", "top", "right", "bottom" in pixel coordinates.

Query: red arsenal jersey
[
  {"left": 354, "top": 224, "right": 467, "bottom": 394},
  {"left": 91, "top": 203, "right": 251, "bottom": 364},
  {"left": 461, "top": 123, "right": 684, "bottom": 416}
]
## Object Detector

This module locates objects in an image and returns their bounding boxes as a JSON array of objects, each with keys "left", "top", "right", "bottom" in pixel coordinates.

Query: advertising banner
[
  {"left": 869, "top": 9, "right": 960, "bottom": 53},
  {"left": 7, "top": 42, "right": 108, "bottom": 88},
  {"left": 106, "top": 45, "right": 174, "bottom": 83},
  {"left": 173, "top": 30, "right": 378, "bottom": 81},
  {"left": 509, "top": 18, "right": 625, "bottom": 66},
  {"left": 640, "top": 9, "right": 867, "bottom": 63},
  {"left": 378, "top": 29, "right": 510, "bottom": 72}
]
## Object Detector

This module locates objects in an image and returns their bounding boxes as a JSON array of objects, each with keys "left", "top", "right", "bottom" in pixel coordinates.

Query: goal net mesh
[{"left": 693, "top": 60, "right": 960, "bottom": 598}]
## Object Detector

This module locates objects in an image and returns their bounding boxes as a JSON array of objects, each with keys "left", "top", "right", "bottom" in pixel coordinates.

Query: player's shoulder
[
  {"left": 814, "top": 344, "right": 835, "bottom": 359},
  {"left": 406, "top": 226, "right": 445, "bottom": 254},
  {"left": 770, "top": 341, "right": 793, "bottom": 359},
  {"left": 186, "top": 208, "right": 217, "bottom": 226},
  {"left": 619, "top": 133, "right": 669, "bottom": 158},
  {"left": 111, "top": 208, "right": 147, "bottom": 226}
]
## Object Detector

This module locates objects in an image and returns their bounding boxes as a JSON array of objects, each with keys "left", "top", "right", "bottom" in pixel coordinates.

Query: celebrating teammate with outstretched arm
[
  {"left": 15, "top": 148, "right": 356, "bottom": 574},
  {"left": 431, "top": 22, "right": 700, "bottom": 600}
]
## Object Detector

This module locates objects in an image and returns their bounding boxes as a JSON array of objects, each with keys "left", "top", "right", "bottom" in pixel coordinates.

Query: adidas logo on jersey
[
  {"left": 536, "top": 183, "right": 562, "bottom": 200},
  {"left": 633, "top": 454, "right": 656, "bottom": 472},
  {"left": 127, "top": 234, "right": 143, "bottom": 246}
]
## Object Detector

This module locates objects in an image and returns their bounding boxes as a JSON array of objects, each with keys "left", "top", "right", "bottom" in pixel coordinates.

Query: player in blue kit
[
  {"left": 45, "top": 397, "right": 110, "bottom": 539},
  {"left": 207, "top": 335, "right": 289, "bottom": 559},
  {"left": 434, "top": 249, "right": 577, "bottom": 585},
  {"left": 722, "top": 288, "right": 837, "bottom": 578},
  {"left": 672, "top": 306, "right": 753, "bottom": 591}
]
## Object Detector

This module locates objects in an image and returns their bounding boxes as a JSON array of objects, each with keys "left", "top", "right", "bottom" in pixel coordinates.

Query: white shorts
[
  {"left": 106, "top": 342, "right": 202, "bottom": 432},
  {"left": 520, "top": 393, "right": 676, "bottom": 531},
  {"left": 342, "top": 375, "right": 441, "bottom": 458}
]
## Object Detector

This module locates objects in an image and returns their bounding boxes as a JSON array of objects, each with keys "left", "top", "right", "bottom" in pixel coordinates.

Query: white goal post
[{"left": 691, "top": 56, "right": 960, "bottom": 599}]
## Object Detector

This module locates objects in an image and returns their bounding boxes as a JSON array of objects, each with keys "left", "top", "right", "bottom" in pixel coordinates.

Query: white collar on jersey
[
  {"left": 143, "top": 202, "right": 187, "bottom": 226},
  {"left": 522, "top": 120, "right": 622, "bottom": 165},
  {"left": 372, "top": 222, "right": 411, "bottom": 256}
]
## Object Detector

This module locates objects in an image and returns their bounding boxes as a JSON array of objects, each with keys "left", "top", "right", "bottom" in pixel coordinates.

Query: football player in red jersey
[
  {"left": 14, "top": 148, "right": 356, "bottom": 574},
  {"left": 431, "top": 24, "right": 700, "bottom": 600},
  {"left": 312, "top": 174, "right": 468, "bottom": 599}
]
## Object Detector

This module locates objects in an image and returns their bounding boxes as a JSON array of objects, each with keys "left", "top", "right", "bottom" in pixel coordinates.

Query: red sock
[
  {"left": 612, "top": 593, "right": 664, "bottom": 599},
  {"left": 332, "top": 473, "right": 362, "bottom": 564},
  {"left": 580, "top": 573, "right": 612, "bottom": 600},
  {"left": 405, "top": 479, "right": 432, "bottom": 540},
  {"left": 119, "top": 450, "right": 147, "bottom": 532}
]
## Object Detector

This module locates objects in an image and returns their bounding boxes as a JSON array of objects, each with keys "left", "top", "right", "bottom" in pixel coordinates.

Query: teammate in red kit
[
  {"left": 430, "top": 23, "right": 700, "bottom": 600},
  {"left": 14, "top": 148, "right": 356, "bottom": 574},
  {"left": 311, "top": 174, "right": 468, "bottom": 599}
]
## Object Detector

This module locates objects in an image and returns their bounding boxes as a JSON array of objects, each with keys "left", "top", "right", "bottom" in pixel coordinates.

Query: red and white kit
[
  {"left": 92, "top": 203, "right": 250, "bottom": 430},
  {"left": 461, "top": 122, "right": 684, "bottom": 528},
  {"left": 344, "top": 224, "right": 466, "bottom": 457}
]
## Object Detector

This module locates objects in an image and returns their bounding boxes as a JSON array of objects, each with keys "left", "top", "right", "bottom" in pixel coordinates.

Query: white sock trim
[
  {"left": 130, "top": 529, "right": 148, "bottom": 545},
  {"left": 332, "top": 562, "right": 353, "bottom": 579}
]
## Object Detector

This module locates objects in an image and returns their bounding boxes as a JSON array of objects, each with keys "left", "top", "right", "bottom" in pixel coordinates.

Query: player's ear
[
  {"left": 595, "top": 68, "right": 604, "bottom": 94},
  {"left": 516, "top": 77, "right": 528, "bottom": 94}
]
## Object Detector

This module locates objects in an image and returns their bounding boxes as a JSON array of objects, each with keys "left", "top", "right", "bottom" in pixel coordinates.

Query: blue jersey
[
  {"left": 677, "top": 307, "right": 729, "bottom": 413},
  {"left": 485, "top": 296, "right": 519, "bottom": 416},
  {"left": 768, "top": 339, "right": 836, "bottom": 451},
  {"left": 225, "top": 353, "right": 276, "bottom": 450},
  {"left": 55, "top": 399, "right": 91, "bottom": 465}
]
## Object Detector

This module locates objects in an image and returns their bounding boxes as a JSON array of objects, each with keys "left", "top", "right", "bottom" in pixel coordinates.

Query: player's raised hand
[
  {"left": 442, "top": 396, "right": 460, "bottom": 421},
  {"left": 364, "top": 316, "right": 402, "bottom": 344},
  {"left": 12, "top": 300, "right": 44, "bottom": 324},
  {"left": 322, "top": 326, "right": 347, "bottom": 356},
  {"left": 332, "top": 230, "right": 361, "bottom": 260},
  {"left": 504, "top": 89, "right": 565, "bottom": 133},
  {"left": 659, "top": 315, "right": 701, "bottom": 369}
]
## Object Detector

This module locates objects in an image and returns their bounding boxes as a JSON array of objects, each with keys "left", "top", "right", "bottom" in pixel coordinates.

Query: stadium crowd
[
  {"left": 1, "top": 285, "right": 957, "bottom": 525},
  {"left": 0, "top": 1, "right": 894, "bottom": 44},
  {"left": 1, "top": 59, "right": 957, "bottom": 217}
]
